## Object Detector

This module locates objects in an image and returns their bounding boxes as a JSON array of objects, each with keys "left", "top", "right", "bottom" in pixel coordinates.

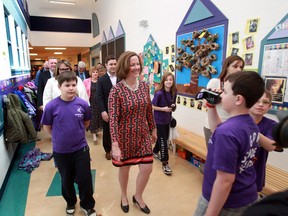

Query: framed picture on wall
[
  {"left": 231, "top": 48, "right": 239, "bottom": 56},
  {"left": 232, "top": 32, "right": 239, "bottom": 44},
  {"left": 171, "top": 45, "right": 175, "bottom": 53},
  {"left": 166, "top": 46, "right": 169, "bottom": 54},
  {"left": 245, "top": 53, "right": 253, "bottom": 65},
  {"left": 245, "top": 36, "right": 255, "bottom": 51},
  {"left": 265, "top": 77, "right": 286, "bottom": 103},
  {"left": 248, "top": 18, "right": 259, "bottom": 33}
]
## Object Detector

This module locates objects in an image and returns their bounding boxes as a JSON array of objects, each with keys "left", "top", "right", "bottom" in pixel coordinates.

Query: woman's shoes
[
  {"left": 132, "top": 196, "right": 150, "bottom": 214},
  {"left": 120, "top": 200, "right": 129, "bottom": 213}
]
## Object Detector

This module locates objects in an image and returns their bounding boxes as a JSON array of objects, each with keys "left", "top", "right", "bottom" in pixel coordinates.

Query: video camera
[
  {"left": 195, "top": 89, "right": 221, "bottom": 106},
  {"left": 272, "top": 111, "right": 288, "bottom": 148}
]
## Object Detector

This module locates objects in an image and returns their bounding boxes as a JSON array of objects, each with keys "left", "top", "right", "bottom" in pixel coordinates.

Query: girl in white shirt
[{"left": 203, "top": 55, "right": 245, "bottom": 146}]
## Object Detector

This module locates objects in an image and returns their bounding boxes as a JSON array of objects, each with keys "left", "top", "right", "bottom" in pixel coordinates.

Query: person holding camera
[
  {"left": 152, "top": 72, "right": 177, "bottom": 175},
  {"left": 194, "top": 71, "right": 265, "bottom": 216},
  {"left": 203, "top": 56, "right": 245, "bottom": 152}
]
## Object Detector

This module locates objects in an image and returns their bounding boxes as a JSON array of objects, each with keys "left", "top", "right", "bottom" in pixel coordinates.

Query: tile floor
[{"left": 0, "top": 130, "right": 203, "bottom": 216}]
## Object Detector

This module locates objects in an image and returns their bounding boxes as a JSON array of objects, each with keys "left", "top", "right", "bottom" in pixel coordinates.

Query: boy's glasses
[{"left": 256, "top": 100, "right": 271, "bottom": 105}]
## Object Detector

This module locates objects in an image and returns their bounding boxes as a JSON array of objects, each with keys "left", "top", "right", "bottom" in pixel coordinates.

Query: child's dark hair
[
  {"left": 57, "top": 71, "right": 78, "bottom": 86},
  {"left": 225, "top": 71, "right": 265, "bottom": 108}
]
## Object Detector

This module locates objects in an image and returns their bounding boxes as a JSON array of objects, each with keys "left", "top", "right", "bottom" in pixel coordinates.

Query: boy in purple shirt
[
  {"left": 194, "top": 71, "right": 265, "bottom": 216},
  {"left": 250, "top": 90, "right": 283, "bottom": 192},
  {"left": 41, "top": 71, "right": 99, "bottom": 216}
]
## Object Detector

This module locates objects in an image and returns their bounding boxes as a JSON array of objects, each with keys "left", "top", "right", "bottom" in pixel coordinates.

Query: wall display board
[
  {"left": 175, "top": 0, "right": 228, "bottom": 97},
  {"left": 259, "top": 14, "right": 288, "bottom": 113},
  {"left": 142, "top": 35, "right": 164, "bottom": 94}
]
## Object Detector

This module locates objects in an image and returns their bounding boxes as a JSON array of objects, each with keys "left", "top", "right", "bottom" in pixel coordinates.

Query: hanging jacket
[{"left": 4, "top": 93, "right": 37, "bottom": 144}]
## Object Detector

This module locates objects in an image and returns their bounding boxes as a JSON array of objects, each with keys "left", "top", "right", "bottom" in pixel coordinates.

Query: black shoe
[
  {"left": 121, "top": 200, "right": 129, "bottom": 213},
  {"left": 80, "top": 207, "right": 97, "bottom": 216},
  {"left": 132, "top": 196, "right": 150, "bottom": 214},
  {"left": 66, "top": 205, "right": 75, "bottom": 215}
]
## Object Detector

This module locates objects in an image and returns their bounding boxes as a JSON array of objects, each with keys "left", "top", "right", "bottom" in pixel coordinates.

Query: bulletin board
[
  {"left": 258, "top": 14, "right": 288, "bottom": 113},
  {"left": 175, "top": 0, "right": 228, "bottom": 98},
  {"left": 176, "top": 25, "right": 225, "bottom": 95}
]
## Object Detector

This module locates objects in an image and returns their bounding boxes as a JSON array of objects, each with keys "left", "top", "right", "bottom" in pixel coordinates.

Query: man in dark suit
[
  {"left": 37, "top": 57, "right": 57, "bottom": 110},
  {"left": 96, "top": 55, "right": 117, "bottom": 160},
  {"left": 76, "top": 61, "right": 90, "bottom": 80}
]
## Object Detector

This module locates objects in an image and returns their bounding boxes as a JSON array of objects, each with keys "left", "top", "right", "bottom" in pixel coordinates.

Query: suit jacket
[
  {"left": 76, "top": 71, "right": 90, "bottom": 80},
  {"left": 37, "top": 70, "right": 52, "bottom": 107},
  {"left": 96, "top": 73, "right": 114, "bottom": 113}
]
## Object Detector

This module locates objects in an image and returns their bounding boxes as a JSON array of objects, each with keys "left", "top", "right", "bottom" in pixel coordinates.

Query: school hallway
[{"left": 0, "top": 130, "right": 203, "bottom": 216}]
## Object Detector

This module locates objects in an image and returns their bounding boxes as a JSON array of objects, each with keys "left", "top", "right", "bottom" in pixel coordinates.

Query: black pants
[
  {"left": 102, "top": 121, "right": 112, "bottom": 153},
  {"left": 53, "top": 146, "right": 95, "bottom": 210},
  {"left": 153, "top": 124, "right": 170, "bottom": 162}
]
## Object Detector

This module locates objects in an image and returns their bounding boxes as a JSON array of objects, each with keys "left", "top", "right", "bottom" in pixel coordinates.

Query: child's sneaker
[
  {"left": 153, "top": 152, "right": 161, "bottom": 161},
  {"left": 81, "top": 207, "right": 97, "bottom": 216},
  {"left": 162, "top": 164, "right": 172, "bottom": 175},
  {"left": 66, "top": 205, "right": 75, "bottom": 215}
]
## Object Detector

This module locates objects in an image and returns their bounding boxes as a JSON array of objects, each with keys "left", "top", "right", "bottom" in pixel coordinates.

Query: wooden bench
[
  {"left": 262, "top": 164, "right": 288, "bottom": 195},
  {"left": 172, "top": 126, "right": 288, "bottom": 196},
  {"left": 172, "top": 126, "right": 207, "bottom": 160}
]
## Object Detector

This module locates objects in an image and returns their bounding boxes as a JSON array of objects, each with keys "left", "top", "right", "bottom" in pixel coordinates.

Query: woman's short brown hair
[
  {"left": 54, "top": 60, "right": 72, "bottom": 79},
  {"left": 116, "top": 51, "right": 143, "bottom": 80}
]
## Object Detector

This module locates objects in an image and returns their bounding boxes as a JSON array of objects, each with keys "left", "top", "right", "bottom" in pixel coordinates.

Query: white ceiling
[
  {"left": 27, "top": 0, "right": 96, "bottom": 19},
  {"left": 27, "top": 0, "right": 96, "bottom": 60}
]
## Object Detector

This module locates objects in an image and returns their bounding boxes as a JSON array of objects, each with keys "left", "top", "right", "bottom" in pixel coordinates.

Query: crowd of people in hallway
[{"left": 30, "top": 52, "right": 286, "bottom": 216}]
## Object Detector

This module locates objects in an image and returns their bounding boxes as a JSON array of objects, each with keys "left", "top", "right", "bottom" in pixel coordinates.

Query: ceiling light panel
[
  {"left": 49, "top": 0, "right": 76, "bottom": 5},
  {"left": 45, "top": 47, "right": 66, "bottom": 50}
]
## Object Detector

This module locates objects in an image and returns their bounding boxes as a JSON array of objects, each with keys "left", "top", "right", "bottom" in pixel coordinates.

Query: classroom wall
[
  {"left": 91, "top": 0, "right": 288, "bottom": 171},
  {"left": 0, "top": 0, "right": 29, "bottom": 189}
]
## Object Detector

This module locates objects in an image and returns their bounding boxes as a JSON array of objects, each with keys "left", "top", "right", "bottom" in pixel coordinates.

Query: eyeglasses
[
  {"left": 59, "top": 68, "right": 70, "bottom": 72},
  {"left": 256, "top": 100, "right": 271, "bottom": 105}
]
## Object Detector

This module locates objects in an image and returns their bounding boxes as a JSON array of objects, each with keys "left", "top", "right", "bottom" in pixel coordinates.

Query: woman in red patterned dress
[{"left": 108, "top": 51, "right": 157, "bottom": 214}]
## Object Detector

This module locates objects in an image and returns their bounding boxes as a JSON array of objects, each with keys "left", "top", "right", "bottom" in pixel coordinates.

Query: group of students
[
  {"left": 195, "top": 55, "right": 284, "bottom": 216},
  {"left": 38, "top": 52, "right": 285, "bottom": 216},
  {"left": 39, "top": 51, "right": 178, "bottom": 216}
]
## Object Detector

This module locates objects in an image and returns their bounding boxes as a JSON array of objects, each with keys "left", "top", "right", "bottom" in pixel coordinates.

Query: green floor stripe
[
  {"left": 0, "top": 142, "right": 35, "bottom": 216},
  {"left": 46, "top": 170, "right": 96, "bottom": 196}
]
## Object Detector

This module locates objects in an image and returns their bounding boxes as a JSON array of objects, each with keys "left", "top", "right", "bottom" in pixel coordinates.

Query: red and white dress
[{"left": 108, "top": 80, "right": 156, "bottom": 167}]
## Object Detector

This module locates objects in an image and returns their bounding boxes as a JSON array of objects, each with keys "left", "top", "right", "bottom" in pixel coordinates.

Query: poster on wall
[
  {"left": 261, "top": 43, "right": 288, "bottom": 76},
  {"left": 265, "top": 77, "right": 287, "bottom": 104},
  {"left": 175, "top": 25, "right": 225, "bottom": 96}
]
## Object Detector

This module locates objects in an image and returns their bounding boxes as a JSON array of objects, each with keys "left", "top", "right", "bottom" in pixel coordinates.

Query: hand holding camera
[
  {"left": 170, "top": 103, "right": 176, "bottom": 112},
  {"left": 195, "top": 89, "right": 222, "bottom": 106}
]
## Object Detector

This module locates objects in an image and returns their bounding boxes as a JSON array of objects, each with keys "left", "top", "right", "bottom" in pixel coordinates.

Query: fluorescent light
[
  {"left": 35, "top": 58, "right": 41, "bottom": 60},
  {"left": 49, "top": 0, "right": 76, "bottom": 5},
  {"left": 29, "top": 47, "right": 33, "bottom": 49},
  {"left": 45, "top": 47, "right": 66, "bottom": 50},
  {"left": 29, "top": 53, "right": 38, "bottom": 56},
  {"left": 54, "top": 52, "right": 63, "bottom": 54}
]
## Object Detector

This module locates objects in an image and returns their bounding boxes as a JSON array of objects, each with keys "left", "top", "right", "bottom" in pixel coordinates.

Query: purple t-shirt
[
  {"left": 41, "top": 96, "right": 91, "bottom": 153},
  {"left": 254, "top": 117, "right": 277, "bottom": 192},
  {"left": 152, "top": 90, "right": 176, "bottom": 125},
  {"left": 203, "top": 114, "right": 259, "bottom": 208}
]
